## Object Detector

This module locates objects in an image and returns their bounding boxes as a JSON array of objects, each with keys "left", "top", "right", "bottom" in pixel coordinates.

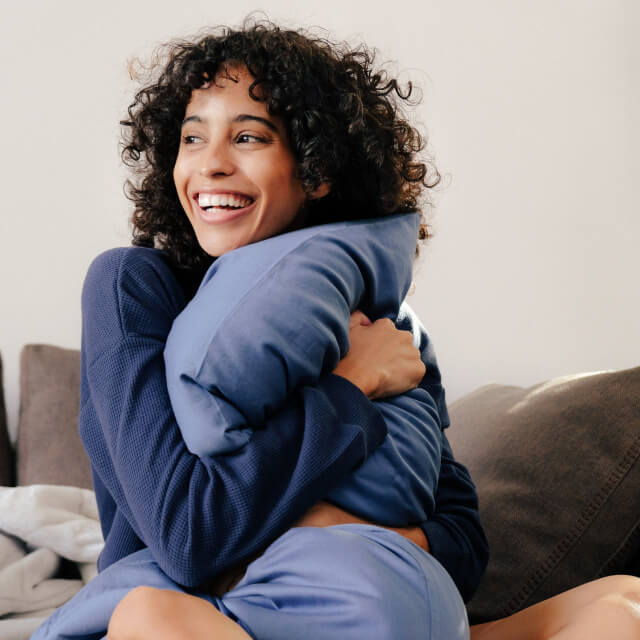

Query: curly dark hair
[{"left": 121, "top": 18, "right": 440, "bottom": 277}]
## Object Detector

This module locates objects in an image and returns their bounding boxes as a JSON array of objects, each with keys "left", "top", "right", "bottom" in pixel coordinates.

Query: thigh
[
  {"left": 470, "top": 575, "right": 640, "bottom": 640},
  {"left": 222, "top": 524, "right": 469, "bottom": 640}
]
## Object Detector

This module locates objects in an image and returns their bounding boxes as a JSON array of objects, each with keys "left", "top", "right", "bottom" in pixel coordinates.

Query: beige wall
[{"left": 1, "top": 0, "right": 638, "bottom": 440}]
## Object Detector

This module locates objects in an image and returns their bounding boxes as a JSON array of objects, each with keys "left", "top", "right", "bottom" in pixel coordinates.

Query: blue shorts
[{"left": 32, "top": 525, "right": 469, "bottom": 640}]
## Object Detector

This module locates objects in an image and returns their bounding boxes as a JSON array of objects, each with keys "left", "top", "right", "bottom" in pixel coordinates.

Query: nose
[{"left": 199, "top": 138, "right": 234, "bottom": 177}]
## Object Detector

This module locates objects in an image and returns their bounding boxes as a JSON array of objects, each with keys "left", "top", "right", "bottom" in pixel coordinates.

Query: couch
[{"left": 1, "top": 344, "right": 638, "bottom": 626}]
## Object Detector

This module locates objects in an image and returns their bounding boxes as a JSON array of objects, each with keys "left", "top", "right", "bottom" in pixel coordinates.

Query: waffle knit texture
[{"left": 79, "top": 246, "right": 488, "bottom": 601}]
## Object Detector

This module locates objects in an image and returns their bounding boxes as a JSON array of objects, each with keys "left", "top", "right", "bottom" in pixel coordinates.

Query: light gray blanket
[{"left": 0, "top": 485, "right": 103, "bottom": 639}]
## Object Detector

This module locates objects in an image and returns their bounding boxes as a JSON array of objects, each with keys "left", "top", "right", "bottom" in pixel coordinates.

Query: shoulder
[
  {"left": 82, "top": 246, "right": 187, "bottom": 339},
  {"left": 85, "top": 246, "right": 176, "bottom": 289}
]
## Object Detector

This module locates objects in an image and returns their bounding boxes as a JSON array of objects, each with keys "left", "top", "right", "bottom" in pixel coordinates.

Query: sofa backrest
[
  {"left": 0, "top": 353, "right": 12, "bottom": 486},
  {"left": 16, "top": 344, "right": 92, "bottom": 490},
  {"left": 448, "top": 366, "right": 640, "bottom": 622}
]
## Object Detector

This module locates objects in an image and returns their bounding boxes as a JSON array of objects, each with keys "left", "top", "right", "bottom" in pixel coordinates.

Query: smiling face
[{"left": 173, "top": 66, "right": 309, "bottom": 257}]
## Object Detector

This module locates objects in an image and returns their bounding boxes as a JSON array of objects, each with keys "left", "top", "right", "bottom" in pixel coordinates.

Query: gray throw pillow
[
  {"left": 447, "top": 366, "right": 640, "bottom": 623},
  {"left": 0, "top": 353, "right": 12, "bottom": 486},
  {"left": 17, "top": 344, "right": 92, "bottom": 489}
]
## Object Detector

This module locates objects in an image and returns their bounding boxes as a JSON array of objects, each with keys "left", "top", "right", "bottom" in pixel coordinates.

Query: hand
[
  {"left": 332, "top": 311, "right": 426, "bottom": 399},
  {"left": 294, "top": 500, "right": 429, "bottom": 552}
]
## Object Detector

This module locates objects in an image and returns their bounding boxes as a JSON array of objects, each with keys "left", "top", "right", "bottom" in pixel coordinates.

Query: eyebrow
[{"left": 181, "top": 113, "right": 279, "bottom": 134}]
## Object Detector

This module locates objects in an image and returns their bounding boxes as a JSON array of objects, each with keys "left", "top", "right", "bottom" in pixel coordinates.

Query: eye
[
  {"left": 236, "top": 133, "right": 269, "bottom": 144},
  {"left": 182, "top": 134, "right": 203, "bottom": 145}
]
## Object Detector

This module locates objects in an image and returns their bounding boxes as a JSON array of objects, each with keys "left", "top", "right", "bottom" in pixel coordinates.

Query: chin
[{"left": 199, "top": 238, "right": 242, "bottom": 258}]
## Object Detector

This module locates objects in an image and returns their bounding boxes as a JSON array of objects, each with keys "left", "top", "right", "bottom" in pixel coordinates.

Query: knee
[
  {"left": 107, "top": 586, "right": 173, "bottom": 640},
  {"left": 585, "top": 574, "right": 640, "bottom": 614},
  {"left": 599, "top": 574, "right": 640, "bottom": 601},
  {"left": 547, "top": 578, "right": 640, "bottom": 640},
  {"left": 267, "top": 526, "right": 408, "bottom": 609},
  {"left": 582, "top": 591, "right": 640, "bottom": 636},
  {"left": 598, "top": 574, "right": 640, "bottom": 619},
  {"left": 282, "top": 526, "right": 399, "bottom": 590},
  {"left": 270, "top": 526, "right": 466, "bottom": 639}
]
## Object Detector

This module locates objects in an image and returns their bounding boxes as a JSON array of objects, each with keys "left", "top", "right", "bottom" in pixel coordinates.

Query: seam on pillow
[{"left": 500, "top": 428, "right": 640, "bottom": 617}]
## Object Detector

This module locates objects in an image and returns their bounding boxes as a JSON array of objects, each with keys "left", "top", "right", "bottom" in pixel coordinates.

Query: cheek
[
  {"left": 274, "top": 163, "right": 305, "bottom": 203},
  {"left": 173, "top": 162, "right": 190, "bottom": 208},
  {"left": 172, "top": 163, "right": 182, "bottom": 193}
]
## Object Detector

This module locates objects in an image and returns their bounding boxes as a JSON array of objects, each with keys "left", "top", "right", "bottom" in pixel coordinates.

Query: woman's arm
[
  {"left": 408, "top": 306, "right": 489, "bottom": 600},
  {"left": 422, "top": 433, "right": 489, "bottom": 602},
  {"left": 332, "top": 311, "right": 426, "bottom": 400},
  {"left": 291, "top": 436, "right": 487, "bottom": 602},
  {"left": 80, "top": 247, "right": 400, "bottom": 588},
  {"left": 296, "top": 309, "right": 489, "bottom": 602},
  {"left": 294, "top": 435, "right": 488, "bottom": 602}
]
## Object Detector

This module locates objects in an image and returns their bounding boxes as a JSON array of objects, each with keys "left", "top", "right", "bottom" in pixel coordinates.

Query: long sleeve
[
  {"left": 422, "top": 434, "right": 489, "bottom": 602},
  {"left": 398, "top": 306, "right": 489, "bottom": 602},
  {"left": 79, "top": 246, "right": 387, "bottom": 588}
]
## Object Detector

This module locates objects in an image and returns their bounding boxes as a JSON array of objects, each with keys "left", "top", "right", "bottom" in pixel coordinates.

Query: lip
[
  {"left": 193, "top": 188, "right": 255, "bottom": 199},
  {"left": 192, "top": 196, "right": 257, "bottom": 225}
]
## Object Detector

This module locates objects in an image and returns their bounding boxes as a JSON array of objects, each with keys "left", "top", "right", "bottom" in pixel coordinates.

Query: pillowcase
[
  {"left": 165, "top": 213, "right": 444, "bottom": 525},
  {"left": 17, "top": 344, "right": 93, "bottom": 490},
  {"left": 0, "top": 353, "right": 12, "bottom": 486},
  {"left": 166, "top": 214, "right": 419, "bottom": 450},
  {"left": 446, "top": 366, "right": 640, "bottom": 623}
]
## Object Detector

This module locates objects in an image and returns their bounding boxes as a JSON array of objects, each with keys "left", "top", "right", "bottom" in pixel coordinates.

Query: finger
[
  {"left": 379, "top": 317, "right": 395, "bottom": 328},
  {"left": 350, "top": 310, "right": 372, "bottom": 327}
]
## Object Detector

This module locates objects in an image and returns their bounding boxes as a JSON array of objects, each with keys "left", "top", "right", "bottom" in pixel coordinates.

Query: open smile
[{"left": 193, "top": 191, "right": 256, "bottom": 223}]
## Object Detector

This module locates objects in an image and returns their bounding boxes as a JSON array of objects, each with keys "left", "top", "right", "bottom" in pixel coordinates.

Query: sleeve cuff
[{"left": 317, "top": 374, "right": 387, "bottom": 459}]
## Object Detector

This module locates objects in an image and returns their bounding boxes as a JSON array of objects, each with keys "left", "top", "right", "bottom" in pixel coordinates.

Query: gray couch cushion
[
  {"left": 17, "top": 344, "right": 92, "bottom": 490},
  {"left": 447, "top": 366, "right": 640, "bottom": 623},
  {"left": 0, "top": 353, "right": 12, "bottom": 486}
]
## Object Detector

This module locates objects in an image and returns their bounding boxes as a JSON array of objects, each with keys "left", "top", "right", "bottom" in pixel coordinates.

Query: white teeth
[{"left": 198, "top": 193, "right": 253, "bottom": 208}]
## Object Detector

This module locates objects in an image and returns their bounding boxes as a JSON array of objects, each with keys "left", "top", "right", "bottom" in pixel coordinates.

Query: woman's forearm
[{"left": 294, "top": 500, "right": 430, "bottom": 551}]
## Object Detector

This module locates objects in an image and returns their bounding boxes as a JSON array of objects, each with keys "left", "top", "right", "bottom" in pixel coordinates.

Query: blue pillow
[{"left": 164, "top": 213, "right": 443, "bottom": 525}]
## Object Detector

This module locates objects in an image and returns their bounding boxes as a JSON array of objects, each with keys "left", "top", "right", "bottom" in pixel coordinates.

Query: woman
[
  {"left": 36, "top": 19, "right": 639, "bottom": 640},
  {"left": 31, "top": 20, "right": 481, "bottom": 640}
]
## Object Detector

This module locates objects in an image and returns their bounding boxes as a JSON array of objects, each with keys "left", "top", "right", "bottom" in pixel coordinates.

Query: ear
[{"left": 309, "top": 182, "right": 331, "bottom": 200}]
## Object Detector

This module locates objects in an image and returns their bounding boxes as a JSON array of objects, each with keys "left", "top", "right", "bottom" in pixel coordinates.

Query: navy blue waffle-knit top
[{"left": 79, "top": 246, "right": 488, "bottom": 602}]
